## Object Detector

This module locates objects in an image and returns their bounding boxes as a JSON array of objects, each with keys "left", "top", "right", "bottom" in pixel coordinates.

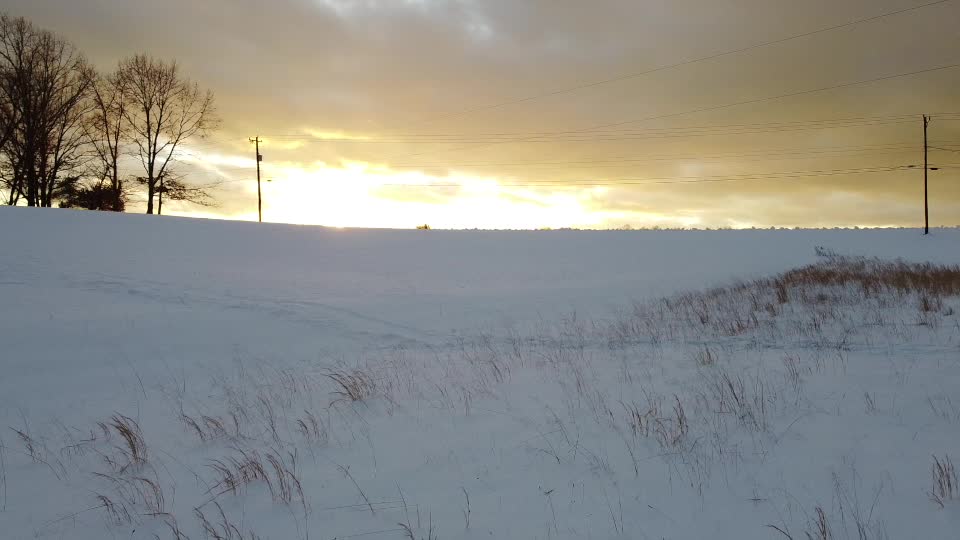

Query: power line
[
  {"left": 382, "top": 149, "right": 921, "bottom": 175},
  {"left": 380, "top": 166, "right": 913, "bottom": 187},
  {"left": 405, "top": 0, "right": 953, "bottom": 125},
  {"left": 222, "top": 111, "right": 960, "bottom": 147},
  {"left": 398, "top": 63, "right": 960, "bottom": 159},
  {"left": 258, "top": 114, "right": 927, "bottom": 143},
  {"left": 197, "top": 142, "right": 933, "bottom": 191},
  {"left": 184, "top": 113, "right": 960, "bottom": 160},
  {"left": 384, "top": 142, "right": 933, "bottom": 167},
  {"left": 248, "top": 165, "right": 910, "bottom": 189},
  {"left": 185, "top": 164, "right": 257, "bottom": 172},
  {"left": 598, "top": 75, "right": 960, "bottom": 138},
  {"left": 185, "top": 112, "right": 960, "bottom": 146},
  {"left": 264, "top": 114, "right": 919, "bottom": 137},
  {"left": 202, "top": 144, "right": 935, "bottom": 191},
  {"left": 182, "top": 135, "right": 253, "bottom": 146},
  {"left": 185, "top": 131, "right": 954, "bottom": 192}
]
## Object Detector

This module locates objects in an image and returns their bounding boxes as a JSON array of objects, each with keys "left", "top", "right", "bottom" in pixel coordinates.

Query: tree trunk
[
  {"left": 112, "top": 158, "right": 122, "bottom": 211},
  {"left": 114, "top": 179, "right": 123, "bottom": 211},
  {"left": 25, "top": 166, "right": 37, "bottom": 207},
  {"left": 38, "top": 156, "right": 50, "bottom": 207},
  {"left": 145, "top": 159, "right": 155, "bottom": 214},
  {"left": 146, "top": 181, "right": 154, "bottom": 214}
]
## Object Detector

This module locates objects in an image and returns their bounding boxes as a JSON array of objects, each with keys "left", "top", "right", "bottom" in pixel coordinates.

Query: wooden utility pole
[
  {"left": 923, "top": 115, "right": 930, "bottom": 235},
  {"left": 251, "top": 137, "right": 263, "bottom": 222}
]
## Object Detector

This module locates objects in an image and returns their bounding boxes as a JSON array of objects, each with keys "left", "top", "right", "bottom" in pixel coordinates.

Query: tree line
[{"left": 0, "top": 13, "right": 218, "bottom": 213}]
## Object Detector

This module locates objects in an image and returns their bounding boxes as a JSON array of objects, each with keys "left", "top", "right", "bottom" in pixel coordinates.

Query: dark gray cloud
[{"left": 3, "top": 0, "right": 958, "bottom": 227}]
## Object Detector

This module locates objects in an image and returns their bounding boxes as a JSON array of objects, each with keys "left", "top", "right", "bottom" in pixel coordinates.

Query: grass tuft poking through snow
[
  {"left": 930, "top": 454, "right": 957, "bottom": 509},
  {"left": 325, "top": 369, "right": 378, "bottom": 403},
  {"left": 107, "top": 414, "right": 148, "bottom": 472}
]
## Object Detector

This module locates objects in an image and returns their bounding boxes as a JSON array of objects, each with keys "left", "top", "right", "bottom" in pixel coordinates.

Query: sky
[{"left": 3, "top": 0, "right": 960, "bottom": 229}]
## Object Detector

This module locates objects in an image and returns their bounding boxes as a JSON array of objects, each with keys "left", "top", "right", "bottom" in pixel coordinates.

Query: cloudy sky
[{"left": 5, "top": 0, "right": 960, "bottom": 228}]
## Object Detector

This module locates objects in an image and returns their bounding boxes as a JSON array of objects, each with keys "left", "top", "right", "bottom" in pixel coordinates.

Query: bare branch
[
  {"left": 0, "top": 14, "right": 94, "bottom": 207},
  {"left": 116, "top": 54, "right": 218, "bottom": 214}
]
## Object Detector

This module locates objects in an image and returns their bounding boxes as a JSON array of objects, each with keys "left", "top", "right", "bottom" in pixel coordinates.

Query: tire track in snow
[{"left": 70, "top": 273, "right": 443, "bottom": 348}]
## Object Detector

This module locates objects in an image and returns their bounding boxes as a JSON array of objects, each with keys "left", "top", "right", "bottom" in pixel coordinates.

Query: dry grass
[
  {"left": 256, "top": 394, "right": 282, "bottom": 445},
  {"left": 461, "top": 486, "right": 471, "bottom": 530},
  {"left": 699, "top": 369, "right": 771, "bottom": 433},
  {"left": 180, "top": 414, "right": 207, "bottom": 441},
  {"left": 10, "top": 425, "right": 65, "bottom": 480},
  {"left": 931, "top": 454, "right": 957, "bottom": 508},
  {"left": 927, "top": 395, "right": 959, "bottom": 421},
  {"left": 164, "top": 516, "right": 191, "bottom": 540},
  {"left": 779, "top": 258, "right": 960, "bottom": 297},
  {"left": 806, "top": 506, "right": 831, "bottom": 540},
  {"left": 207, "top": 447, "right": 305, "bottom": 508},
  {"left": 612, "top": 256, "right": 960, "bottom": 346},
  {"left": 208, "top": 450, "right": 270, "bottom": 498},
  {"left": 782, "top": 355, "right": 808, "bottom": 403},
  {"left": 457, "top": 332, "right": 513, "bottom": 386},
  {"left": 337, "top": 462, "right": 375, "bottom": 515},
  {"left": 107, "top": 414, "right": 147, "bottom": 472},
  {"left": 769, "top": 508, "right": 831, "bottom": 539},
  {"left": 653, "top": 396, "right": 689, "bottom": 450},
  {"left": 618, "top": 391, "right": 691, "bottom": 456},
  {"left": 295, "top": 409, "right": 328, "bottom": 445},
  {"left": 92, "top": 471, "right": 167, "bottom": 523},
  {"left": 691, "top": 346, "right": 717, "bottom": 367},
  {"left": 399, "top": 511, "right": 437, "bottom": 540},
  {"left": 181, "top": 413, "right": 236, "bottom": 442},
  {"left": 195, "top": 501, "right": 262, "bottom": 540},
  {"left": 11, "top": 428, "right": 39, "bottom": 462},
  {"left": 621, "top": 398, "right": 657, "bottom": 440},
  {"left": 265, "top": 451, "right": 306, "bottom": 507},
  {"left": 95, "top": 492, "right": 132, "bottom": 525},
  {"left": 325, "top": 369, "right": 377, "bottom": 403}
]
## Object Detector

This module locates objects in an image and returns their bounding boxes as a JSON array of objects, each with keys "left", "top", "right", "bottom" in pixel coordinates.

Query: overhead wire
[
  {"left": 382, "top": 143, "right": 927, "bottom": 169},
  {"left": 396, "top": 63, "right": 960, "bottom": 160},
  {"left": 257, "top": 114, "right": 927, "bottom": 143},
  {"left": 373, "top": 165, "right": 916, "bottom": 188},
  {"left": 160, "top": 0, "right": 959, "bottom": 199},
  {"left": 400, "top": 0, "right": 954, "bottom": 126},
  {"left": 163, "top": 2, "right": 959, "bottom": 200},
  {"left": 208, "top": 165, "right": 914, "bottom": 189}
]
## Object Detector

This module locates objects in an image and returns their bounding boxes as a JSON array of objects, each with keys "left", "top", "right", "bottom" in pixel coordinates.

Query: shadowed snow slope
[{"left": 1, "top": 207, "right": 959, "bottom": 539}]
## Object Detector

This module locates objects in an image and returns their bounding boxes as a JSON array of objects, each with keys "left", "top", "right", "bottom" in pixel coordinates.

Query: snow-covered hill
[{"left": 1, "top": 207, "right": 958, "bottom": 539}]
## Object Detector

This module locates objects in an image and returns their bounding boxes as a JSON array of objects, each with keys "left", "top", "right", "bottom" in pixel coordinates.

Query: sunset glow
[{"left": 5, "top": 0, "right": 959, "bottom": 228}]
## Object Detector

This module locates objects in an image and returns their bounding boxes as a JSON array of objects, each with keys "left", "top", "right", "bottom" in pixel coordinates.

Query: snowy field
[{"left": 1, "top": 206, "right": 959, "bottom": 539}]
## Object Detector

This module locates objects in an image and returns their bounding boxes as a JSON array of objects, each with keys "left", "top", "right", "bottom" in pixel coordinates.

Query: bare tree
[
  {"left": 0, "top": 55, "right": 15, "bottom": 154},
  {"left": 0, "top": 14, "right": 93, "bottom": 207},
  {"left": 0, "top": 79, "right": 16, "bottom": 203},
  {"left": 116, "top": 54, "right": 217, "bottom": 214},
  {"left": 0, "top": 16, "right": 22, "bottom": 205},
  {"left": 84, "top": 72, "right": 127, "bottom": 211}
]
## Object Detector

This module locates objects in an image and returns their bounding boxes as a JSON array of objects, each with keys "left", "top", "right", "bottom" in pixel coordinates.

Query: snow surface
[{"left": 0, "top": 206, "right": 958, "bottom": 539}]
